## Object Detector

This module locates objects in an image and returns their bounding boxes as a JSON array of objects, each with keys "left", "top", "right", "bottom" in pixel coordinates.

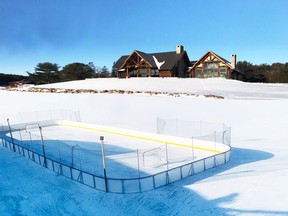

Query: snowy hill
[
  {"left": 1, "top": 78, "right": 288, "bottom": 215},
  {"left": 10, "top": 77, "right": 288, "bottom": 100}
]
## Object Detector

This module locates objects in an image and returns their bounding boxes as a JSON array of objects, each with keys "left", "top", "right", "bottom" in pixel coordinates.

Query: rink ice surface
[{"left": 10, "top": 123, "right": 226, "bottom": 179}]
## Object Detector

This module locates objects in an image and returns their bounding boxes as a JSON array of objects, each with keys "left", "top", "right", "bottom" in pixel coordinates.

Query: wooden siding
[{"left": 160, "top": 70, "right": 172, "bottom": 77}]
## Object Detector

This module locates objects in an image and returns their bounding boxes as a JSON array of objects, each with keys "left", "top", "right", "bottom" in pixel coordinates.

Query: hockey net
[{"left": 141, "top": 145, "right": 166, "bottom": 167}]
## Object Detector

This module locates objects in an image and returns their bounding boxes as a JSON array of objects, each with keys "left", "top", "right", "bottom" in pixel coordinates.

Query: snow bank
[{"left": 5, "top": 77, "right": 288, "bottom": 99}]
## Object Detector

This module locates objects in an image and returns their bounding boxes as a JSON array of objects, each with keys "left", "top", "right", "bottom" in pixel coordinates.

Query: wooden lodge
[
  {"left": 113, "top": 46, "right": 244, "bottom": 80},
  {"left": 113, "top": 45, "right": 190, "bottom": 78},
  {"left": 188, "top": 51, "right": 244, "bottom": 80}
]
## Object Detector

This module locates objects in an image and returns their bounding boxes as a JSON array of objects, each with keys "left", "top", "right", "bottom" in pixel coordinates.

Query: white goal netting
[{"left": 141, "top": 145, "right": 166, "bottom": 167}]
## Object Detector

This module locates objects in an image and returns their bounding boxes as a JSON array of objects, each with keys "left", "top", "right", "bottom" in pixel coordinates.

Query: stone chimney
[
  {"left": 176, "top": 45, "right": 184, "bottom": 54},
  {"left": 231, "top": 54, "right": 236, "bottom": 68}
]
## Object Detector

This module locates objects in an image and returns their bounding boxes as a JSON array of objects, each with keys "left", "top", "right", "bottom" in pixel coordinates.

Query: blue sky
[{"left": 0, "top": 0, "right": 288, "bottom": 75}]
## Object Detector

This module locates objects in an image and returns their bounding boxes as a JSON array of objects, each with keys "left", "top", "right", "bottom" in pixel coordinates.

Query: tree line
[
  {"left": 237, "top": 61, "right": 288, "bottom": 83},
  {"left": 0, "top": 73, "right": 27, "bottom": 86},
  {"left": 27, "top": 62, "right": 110, "bottom": 85},
  {"left": 0, "top": 62, "right": 110, "bottom": 86},
  {"left": 1, "top": 60, "right": 288, "bottom": 86}
]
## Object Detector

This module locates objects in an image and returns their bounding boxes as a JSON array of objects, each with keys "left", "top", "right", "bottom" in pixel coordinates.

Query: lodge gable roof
[
  {"left": 189, "top": 51, "right": 234, "bottom": 71},
  {"left": 114, "top": 50, "right": 190, "bottom": 71}
]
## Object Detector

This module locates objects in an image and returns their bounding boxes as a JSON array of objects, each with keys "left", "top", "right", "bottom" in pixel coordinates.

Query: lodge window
[
  {"left": 151, "top": 69, "right": 159, "bottom": 77},
  {"left": 194, "top": 63, "right": 228, "bottom": 78},
  {"left": 220, "top": 68, "right": 227, "bottom": 78},
  {"left": 129, "top": 69, "right": 138, "bottom": 77},
  {"left": 139, "top": 69, "right": 148, "bottom": 77},
  {"left": 129, "top": 69, "right": 159, "bottom": 77},
  {"left": 196, "top": 69, "right": 202, "bottom": 78},
  {"left": 204, "top": 62, "right": 219, "bottom": 78}
]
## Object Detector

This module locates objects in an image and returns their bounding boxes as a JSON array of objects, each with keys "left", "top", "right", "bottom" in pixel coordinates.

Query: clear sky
[{"left": 0, "top": 0, "right": 288, "bottom": 75}]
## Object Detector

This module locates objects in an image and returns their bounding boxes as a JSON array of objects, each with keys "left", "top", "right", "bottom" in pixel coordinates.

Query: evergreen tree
[
  {"left": 60, "top": 63, "right": 96, "bottom": 81},
  {"left": 111, "top": 61, "right": 117, "bottom": 77},
  {"left": 99, "top": 66, "right": 110, "bottom": 78},
  {"left": 27, "top": 62, "right": 60, "bottom": 85},
  {"left": 237, "top": 61, "right": 267, "bottom": 82},
  {"left": 93, "top": 65, "right": 110, "bottom": 78}
]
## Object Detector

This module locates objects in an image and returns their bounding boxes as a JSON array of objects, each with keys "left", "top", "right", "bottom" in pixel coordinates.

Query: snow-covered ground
[
  {"left": 13, "top": 77, "right": 288, "bottom": 100},
  {"left": 1, "top": 78, "right": 288, "bottom": 215}
]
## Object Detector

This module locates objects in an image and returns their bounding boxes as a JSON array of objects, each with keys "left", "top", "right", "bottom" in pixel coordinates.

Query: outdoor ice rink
[{"left": 8, "top": 120, "right": 230, "bottom": 179}]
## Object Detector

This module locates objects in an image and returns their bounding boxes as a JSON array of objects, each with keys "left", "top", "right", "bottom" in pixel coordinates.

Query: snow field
[{"left": 3, "top": 78, "right": 288, "bottom": 214}]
